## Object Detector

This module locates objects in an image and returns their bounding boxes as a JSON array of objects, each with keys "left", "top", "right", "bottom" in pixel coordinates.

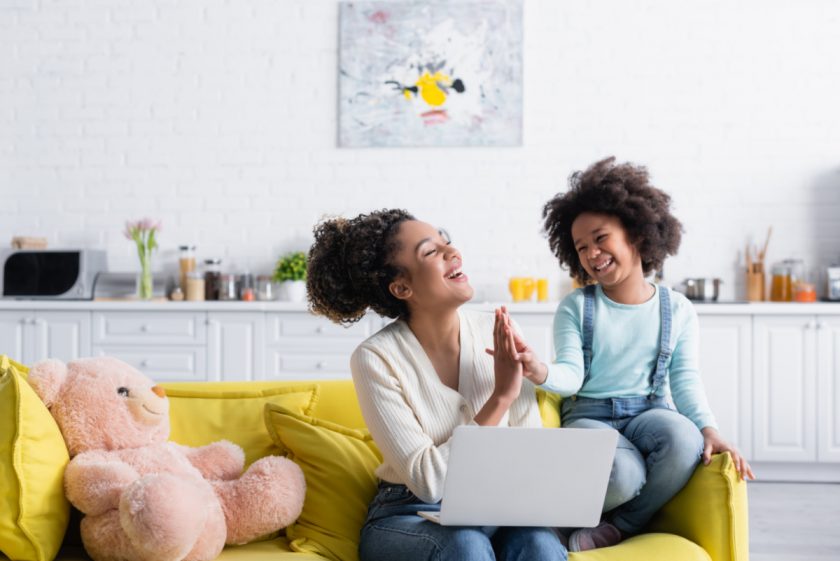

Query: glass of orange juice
[
  {"left": 537, "top": 278, "right": 549, "bottom": 302},
  {"left": 508, "top": 277, "right": 525, "bottom": 302},
  {"left": 522, "top": 277, "right": 535, "bottom": 301}
]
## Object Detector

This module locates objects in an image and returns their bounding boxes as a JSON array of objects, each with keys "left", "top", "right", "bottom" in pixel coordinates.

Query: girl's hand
[
  {"left": 485, "top": 307, "right": 548, "bottom": 385},
  {"left": 701, "top": 427, "right": 756, "bottom": 480},
  {"left": 490, "top": 307, "right": 524, "bottom": 403}
]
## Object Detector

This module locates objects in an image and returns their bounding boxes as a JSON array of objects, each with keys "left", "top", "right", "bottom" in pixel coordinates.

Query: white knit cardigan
[{"left": 350, "top": 309, "right": 542, "bottom": 504}]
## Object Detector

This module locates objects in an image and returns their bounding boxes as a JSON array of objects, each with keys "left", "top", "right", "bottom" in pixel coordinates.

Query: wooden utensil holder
[{"left": 746, "top": 271, "right": 765, "bottom": 301}]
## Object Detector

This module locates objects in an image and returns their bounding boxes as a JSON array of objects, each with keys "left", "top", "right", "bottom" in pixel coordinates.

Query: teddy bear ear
[{"left": 28, "top": 359, "right": 69, "bottom": 408}]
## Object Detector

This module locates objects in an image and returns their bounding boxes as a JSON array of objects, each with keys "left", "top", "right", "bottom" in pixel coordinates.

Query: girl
[
  {"left": 306, "top": 209, "right": 568, "bottom": 561},
  {"left": 510, "top": 157, "right": 754, "bottom": 552}
]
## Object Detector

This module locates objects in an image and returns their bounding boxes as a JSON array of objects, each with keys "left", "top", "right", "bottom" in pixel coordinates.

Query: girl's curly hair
[
  {"left": 306, "top": 209, "right": 415, "bottom": 326},
  {"left": 543, "top": 157, "right": 682, "bottom": 284}
]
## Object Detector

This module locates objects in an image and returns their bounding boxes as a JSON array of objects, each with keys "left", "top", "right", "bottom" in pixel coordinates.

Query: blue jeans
[
  {"left": 561, "top": 396, "right": 704, "bottom": 535},
  {"left": 359, "top": 482, "right": 568, "bottom": 561}
]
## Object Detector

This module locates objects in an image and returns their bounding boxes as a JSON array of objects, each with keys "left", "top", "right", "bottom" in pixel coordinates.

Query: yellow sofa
[{"left": 2, "top": 372, "right": 749, "bottom": 561}]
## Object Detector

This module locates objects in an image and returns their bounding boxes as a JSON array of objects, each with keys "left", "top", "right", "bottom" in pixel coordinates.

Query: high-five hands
[
  {"left": 486, "top": 306, "right": 549, "bottom": 386},
  {"left": 488, "top": 306, "right": 525, "bottom": 402}
]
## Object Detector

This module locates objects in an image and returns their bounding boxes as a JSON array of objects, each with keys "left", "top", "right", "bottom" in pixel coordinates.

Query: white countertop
[{"left": 1, "top": 298, "right": 839, "bottom": 315}]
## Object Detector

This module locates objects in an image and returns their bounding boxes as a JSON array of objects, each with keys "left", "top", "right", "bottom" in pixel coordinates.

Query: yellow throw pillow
[
  {"left": 0, "top": 355, "right": 70, "bottom": 561},
  {"left": 536, "top": 388, "right": 562, "bottom": 428},
  {"left": 162, "top": 383, "right": 320, "bottom": 467},
  {"left": 264, "top": 404, "right": 382, "bottom": 561}
]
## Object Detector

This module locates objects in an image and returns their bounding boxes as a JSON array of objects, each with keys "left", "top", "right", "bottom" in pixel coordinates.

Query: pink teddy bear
[{"left": 28, "top": 357, "right": 306, "bottom": 561}]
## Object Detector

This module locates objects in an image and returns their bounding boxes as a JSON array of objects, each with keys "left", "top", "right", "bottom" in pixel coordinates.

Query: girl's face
[
  {"left": 571, "top": 212, "right": 643, "bottom": 288},
  {"left": 388, "top": 220, "right": 474, "bottom": 312}
]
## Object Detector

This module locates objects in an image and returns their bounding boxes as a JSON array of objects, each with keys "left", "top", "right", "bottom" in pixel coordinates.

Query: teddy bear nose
[{"left": 151, "top": 385, "right": 166, "bottom": 398}]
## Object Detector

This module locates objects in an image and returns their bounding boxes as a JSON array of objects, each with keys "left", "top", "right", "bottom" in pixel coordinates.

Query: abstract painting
[{"left": 339, "top": 1, "right": 523, "bottom": 147}]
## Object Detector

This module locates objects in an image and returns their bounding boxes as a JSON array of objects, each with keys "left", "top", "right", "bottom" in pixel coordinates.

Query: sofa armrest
[{"left": 646, "top": 452, "right": 749, "bottom": 561}]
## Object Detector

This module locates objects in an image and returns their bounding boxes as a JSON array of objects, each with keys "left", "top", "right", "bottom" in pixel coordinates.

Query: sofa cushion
[
  {"left": 536, "top": 388, "right": 562, "bottom": 428},
  {"left": 0, "top": 355, "right": 70, "bottom": 561},
  {"left": 216, "top": 537, "right": 326, "bottom": 560},
  {"left": 51, "top": 538, "right": 326, "bottom": 561},
  {"left": 264, "top": 403, "right": 382, "bottom": 561},
  {"left": 161, "top": 382, "right": 319, "bottom": 467},
  {"left": 569, "top": 533, "right": 711, "bottom": 560}
]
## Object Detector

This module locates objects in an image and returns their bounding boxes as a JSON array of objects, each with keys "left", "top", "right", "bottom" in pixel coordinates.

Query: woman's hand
[
  {"left": 701, "top": 427, "right": 756, "bottom": 480},
  {"left": 490, "top": 307, "right": 524, "bottom": 403},
  {"left": 485, "top": 307, "right": 548, "bottom": 385},
  {"left": 475, "top": 309, "right": 525, "bottom": 427}
]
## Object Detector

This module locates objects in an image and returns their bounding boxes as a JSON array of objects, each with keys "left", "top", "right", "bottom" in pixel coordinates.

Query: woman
[{"left": 306, "top": 209, "right": 567, "bottom": 561}]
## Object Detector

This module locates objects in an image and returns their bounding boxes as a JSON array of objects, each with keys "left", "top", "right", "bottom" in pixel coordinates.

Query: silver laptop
[{"left": 418, "top": 426, "right": 617, "bottom": 527}]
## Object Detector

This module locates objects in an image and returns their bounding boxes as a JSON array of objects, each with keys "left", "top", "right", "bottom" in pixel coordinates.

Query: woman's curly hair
[
  {"left": 543, "top": 157, "right": 683, "bottom": 284},
  {"left": 306, "top": 209, "right": 415, "bottom": 326}
]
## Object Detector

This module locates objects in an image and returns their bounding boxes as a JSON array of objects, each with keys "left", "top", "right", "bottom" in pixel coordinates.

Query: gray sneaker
[{"left": 568, "top": 521, "right": 623, "bottom": 552}]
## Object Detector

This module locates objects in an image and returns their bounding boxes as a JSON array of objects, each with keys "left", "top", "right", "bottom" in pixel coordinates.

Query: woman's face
[
  {"left": 571, "top": 212, "right": 643, "bottom": 288},
  {"left": 388, "top": 220, "right": 474, "bottom": 312}
]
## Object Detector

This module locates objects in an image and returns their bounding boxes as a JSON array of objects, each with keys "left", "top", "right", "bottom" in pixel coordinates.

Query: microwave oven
[{"left": 0, "top": 249, "right": 108, "bottom": 299}]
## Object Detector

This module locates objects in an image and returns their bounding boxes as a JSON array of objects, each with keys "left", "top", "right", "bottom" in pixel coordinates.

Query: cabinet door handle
[
  {"left": 140, "top": 359, "right": 149, "bottom": 368},
  {"left": 315, "top": 326, "right": 324, "bottom": 334},
  {"left": 140, "top": 325, "right": 149, "bottom": 333},
  {"left": 817, "top": 321, "right": 827, "bottom": 330},
  {"left": 805, "top": 320, "right": 816, "bottom": 329},
  {"left": 316, "top": 361, "right": 327, "bottom": 370}
]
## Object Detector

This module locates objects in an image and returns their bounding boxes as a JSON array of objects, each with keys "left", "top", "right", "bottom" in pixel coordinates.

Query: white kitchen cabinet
[
  {"left": 92, "top": 311, "right": 207, "bottom": 381},
  {"left": 0, "top": 311, "right": 28, "bottom": 361},
  {"left": 508, "top": 312, "right": 555, "bottom": 365},
  {"left": 817, "top": 315, "right": 840, "bottom": 463},
  {"left": 207, "top": 312, "right": 265, "bottom": 381},
  {"left": 263, "top": 312, "right": 379, "bottom": 379},
  {"left": 0, "top": 310, "right": 90, "bottom": 364},
  {"left": 91, "top": 345, "right": 207, "bottom": 382},
  {"left": 93, "top": 312, "right": 206, "bottom": 346},
  {"left": 753, "top": 315, "right": 818, "bottom": 462},
  {"left": 697, "top": 315, "right": 752, "bottom": 459}
]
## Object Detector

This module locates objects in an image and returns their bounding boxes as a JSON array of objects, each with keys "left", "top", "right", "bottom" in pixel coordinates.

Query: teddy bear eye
[{"left": 117, "top": 387, "right": 130, "bottom": 397}]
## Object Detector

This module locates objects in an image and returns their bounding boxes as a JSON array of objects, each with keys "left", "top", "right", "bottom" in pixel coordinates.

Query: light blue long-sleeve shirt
[{"left": 539, "top": 284, "right": 717, "bottom": 431}]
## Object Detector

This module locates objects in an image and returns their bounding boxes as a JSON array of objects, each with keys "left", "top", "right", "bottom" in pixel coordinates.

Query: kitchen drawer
[
  {"left": 264, "top": 349, "right": 353, "bottom": 379},
  {"left": 266, "top": 313, "right": 376, "bottom": 347},
  {"left": 92, "top": 345, "right": 207, "bottom": 382},
  {"left": 93, "top": 312, "right": 206, "bottom": 345}
]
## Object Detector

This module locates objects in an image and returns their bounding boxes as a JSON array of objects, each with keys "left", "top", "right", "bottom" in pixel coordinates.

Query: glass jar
[
  {"left": 238, "top": 273, "right": 255, "bottom": 301},
  {"left": 219, "top": 274, "right": 238, "bottom": 301},
  {"left": 769, "top": 262, "right": 792, "bottom": 302},
  {"left": 787, "top": 259, "right": 805, "bottom": 288},
  {"left": 204, "top": 259, "right": 222, "bottom": 300},
  {"left": 185, "top": 271, "right": 205, "bottom": 302},
  {"left": 256, "top": 275, "right": 276, "bottom": 301},
  {"left": 178, "top": 245, "right": 196, "bottom": 291},
  {"left": 791, "top": 262, "right": 816, "bottom": 302}
]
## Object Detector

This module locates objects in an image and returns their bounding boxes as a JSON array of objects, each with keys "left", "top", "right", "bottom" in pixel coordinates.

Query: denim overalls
[
  {"left": 559, "top": 284, "right": 704, "bottom": 535},
  {"left": 561, "top": 284, "right": 673, "bottom": 427}
]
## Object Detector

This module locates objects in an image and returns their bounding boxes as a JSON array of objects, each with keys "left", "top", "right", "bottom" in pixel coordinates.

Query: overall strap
[
  {"left": 649, "top": 285, "right": 672, "bottom": 398},
  {"left": 582, "top": 284, "right": 597, "bottom": 380}
]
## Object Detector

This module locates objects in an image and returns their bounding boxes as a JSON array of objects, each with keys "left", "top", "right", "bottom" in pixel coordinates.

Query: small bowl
[{"left": 680, "top": 278, "right": 721, "bottom": 301}]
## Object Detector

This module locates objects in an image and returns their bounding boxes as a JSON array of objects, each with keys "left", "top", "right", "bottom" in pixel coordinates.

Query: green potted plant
[{"left": 273, "top": 251, "right": 307, "bottom": 302}]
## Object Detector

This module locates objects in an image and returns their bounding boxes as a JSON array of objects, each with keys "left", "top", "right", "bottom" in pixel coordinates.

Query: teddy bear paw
[
  {"left": 120, "top": 473, "right": 225, "bottom": 561},
  {"left": 214, "top": 456, "right": 306, "bottom": 545}
]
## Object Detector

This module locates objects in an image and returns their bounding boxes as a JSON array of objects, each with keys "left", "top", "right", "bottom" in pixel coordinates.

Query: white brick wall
[{"left": 1, "top": 0, "right": 839, "bottom": 301}]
